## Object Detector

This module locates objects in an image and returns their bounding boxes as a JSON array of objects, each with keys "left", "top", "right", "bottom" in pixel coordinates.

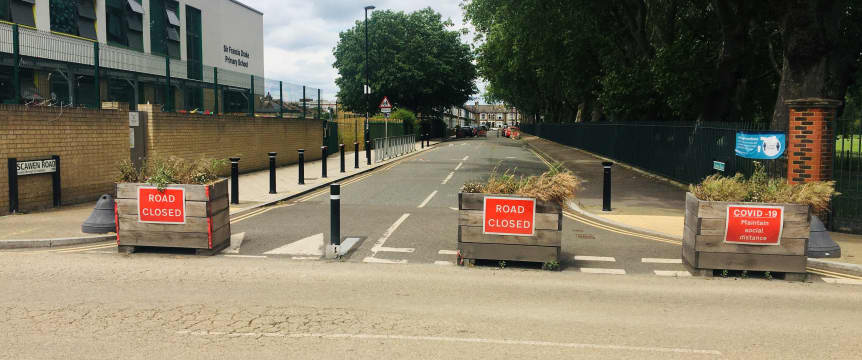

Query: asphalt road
[{"left": 231, "top": 133, "right": 689, "bottom": 276}]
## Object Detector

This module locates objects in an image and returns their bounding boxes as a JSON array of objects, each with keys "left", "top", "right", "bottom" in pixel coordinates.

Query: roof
[
  {"left": 465, "top": 104, "right": 513, "bottom": 113},
  {"left": 228, "top": 0, "right": 263, "bottom": 16}
]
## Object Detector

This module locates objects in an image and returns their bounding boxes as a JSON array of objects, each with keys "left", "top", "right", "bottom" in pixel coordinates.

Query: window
[
  {"left": 106, "top": 0, "right": 143, "bottom": 51},
  {"left": 49, "top": 0, "right": 95, "bottom": 39},
  {"left": 5, "top": 0, "right": 36, "bottom": 27},
  {"left": 184, "top": 5, "right": 203, "bottom": 109},
  {"left": 150, "top": 0, "right": 180, "bottom": 58}
]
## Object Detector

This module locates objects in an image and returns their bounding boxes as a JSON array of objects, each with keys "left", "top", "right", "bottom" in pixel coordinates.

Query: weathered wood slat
[
  {"left": 693, "top": 235, "right": 807, "bottom": 256},
  {"left": 459, "top": 226, "right": 561, "bottom": 247},
  {"left": 696, "top": 252, "right": 807, "bottom": 273},
  {"left": 696, "top": 195, "right": 809, "bottom": 221},
  {"left": 116, "top": 179, "right": 228, "bottom": 202},
  {"left": 458, "top": 242, "right": 560, "bottom": 263},
  {"left": 458, "top": 210, "right": 560, "bottom": 230},
  {"left": 684, "top": 193, "right": 700, "bottom": 234},
  {"left": 459, "top": 192, "right": 561, "bottom": 213},
  {"left": 117, "top": 196, "right": 228, "bottom": 218},
  {"left": 119, "top": 208, "right": 228, "bottom": 233},
  {"left": 118, "top": 230, "right": 209, "bottom": 248},
  {"left": 209, "top": 179, "right": 229, "bottom": 202},
  {"left": 698, "top": 218, "right": 809, "bottom": 238}
]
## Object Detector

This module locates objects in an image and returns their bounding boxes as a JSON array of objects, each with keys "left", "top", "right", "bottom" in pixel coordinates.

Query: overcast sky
[{"left": 242, "top": 0, "right": 480, "bottom": 102}]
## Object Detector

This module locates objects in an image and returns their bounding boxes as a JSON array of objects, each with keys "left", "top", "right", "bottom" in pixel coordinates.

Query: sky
[{"left": 242, "top": 0, "right": 482, "bottom": 102}]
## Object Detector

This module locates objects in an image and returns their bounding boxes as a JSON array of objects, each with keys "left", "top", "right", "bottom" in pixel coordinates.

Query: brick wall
[
  {"left": 0, "top": 105, "right": 130, "bottom": 215},
  {"left": 786, "top": 98, "right": 842, "bottom": 184},
  {"left": 140, "top": 105, "right": 325, "bottom": 175}
]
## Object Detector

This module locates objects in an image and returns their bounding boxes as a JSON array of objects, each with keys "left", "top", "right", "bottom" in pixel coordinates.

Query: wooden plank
[
  {"left": 210, "top": 222, "right": 231, "bottom": 249},
  {"left": 119, "top": 216, "right": 207, "bottom": 233},
  {"left": 209, "top": 179, "right": 229, "bottom": 202},
  {"left": 694, "top": 235, "right": 807, "bottom": 256},
  {"left": 117, "top": 182, "right": 210, "bottom": 201},
  {"left": 695, "top": 195, "right": 810, "bottom": 221},
  {"left": 458, "top": 242, "right": 559, "bottom": 263},
  {"left": 459, "top": 192, "right": 561, "bottom": 213},
  {"left": 683, "top": 223, "right": 697, "bottom": 249},
  {"left": 698, "top": 218, "right": 809, "bottom": 238},
  {"left": 117, "top": 196, "right": 229, "bottom": 218},
  {"left": 684, "top": 193, "right": 700, "bottom": 234},
  {"left": 696, "top": 252, "right": 807, "bottom": 273},
  {"left": 118, "top": 230, "right": 209, "bottom": 248},
  {"left": 458, "top": 210, "right": 560, "bottom": 230},
  {"left": 459, "top": 226, "right": 561, "bottom": 247}
]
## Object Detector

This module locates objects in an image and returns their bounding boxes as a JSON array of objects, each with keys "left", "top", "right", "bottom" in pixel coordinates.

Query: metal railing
[{"left": 374, "top": 134, "right": 416, "bottom": 162}]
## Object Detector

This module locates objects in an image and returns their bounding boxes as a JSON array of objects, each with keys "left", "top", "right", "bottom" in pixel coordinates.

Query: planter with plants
[
  {"left": 115, "top": 158, "right": 231, "bottom": 256},
  {"left": 458, "top": 165, "right": 579, "bottom": 268},
  {"left": 684, "top": 163, "right": 835, "bottom": 280}
]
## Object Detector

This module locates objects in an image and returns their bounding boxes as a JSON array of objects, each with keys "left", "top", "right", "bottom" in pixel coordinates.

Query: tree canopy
[
  {"left": 464, "top": 0, "right": 862, "bottom": 127},
  {"left": 333, "top": 8, "right": 477, "bottom": 115}
]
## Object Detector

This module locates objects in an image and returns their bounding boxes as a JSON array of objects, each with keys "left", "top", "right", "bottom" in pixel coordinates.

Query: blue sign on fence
[{"left": 735, "top": 132, "right": 786, "bottom": 160}]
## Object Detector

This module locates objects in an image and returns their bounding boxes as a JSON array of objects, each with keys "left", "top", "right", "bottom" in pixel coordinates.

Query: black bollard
[
  {"left": 330, "top": 184, "right": 341, "bottom": 246},
  {"left": 602, "top": 161, "right": 613, "bottom": 212},
  {"left": 268, "top": 152, "right": 277, "bottom": 194},
  {"left": 230, "top": 157, "right": 240, "bottom": 204},
  {"left": 365, "top": 140, "right": 371, "bottom": 165},
  {"left": 339, "top": 144, "right": 345, "bottom": 173},
  {"left": 321, "top": 146, "right": 328, "bottom": 178},
  {"left": 298, "top": 149, "right": 305, "bottom": 185},
  {"left": 421, "top": 135, "right": 424, "bottom": 149},
  {"left": 425, "top": 133, "right": 430, "bottom": 147},
  {"left": 354, "top": 142, "right": 359, "bottom": 169}
]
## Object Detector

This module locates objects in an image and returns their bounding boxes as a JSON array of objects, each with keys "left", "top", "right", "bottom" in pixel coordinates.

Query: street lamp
[{"left": 364, "top": 5, "right": 375, "bottom": 154}]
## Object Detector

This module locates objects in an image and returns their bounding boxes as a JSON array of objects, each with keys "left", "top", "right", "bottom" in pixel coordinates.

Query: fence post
[
  {"left": 269, "top": 152, "right": 277, "bottom": 194},
  {"left": 52, "top": 155, "right": 61, "bottom": 207},
  {"left": 302, "top": 86, "right": 307, "bottom": 119},
  {"left": 164, "top": 56, "right": 172, "bottom": 112},
  {"left": 278, "top": 81, "right": 283, "bottom": 118},
  {"left": 94, "top": 43, "right": 100, "bottom": 108},
  {"left": 249, "top": 75, "right": 255, "bottom": 118},
  {"left": 213, "top": 68, "right": 219, "bottom": 114},
  {"left": 8, "top": 158, "right": 18, "bottom": 213},
  {"left": 12, "top": 24, "right": 20, "bottom": 104}
]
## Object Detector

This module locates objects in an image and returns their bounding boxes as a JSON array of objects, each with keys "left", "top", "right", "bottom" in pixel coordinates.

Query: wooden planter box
[
  {"left": 115, "top": 179, "right": 231, "bottom": 256},
  {"left": 457, "top": 192, "right": 562, "bottom": 264},
  {"left": 683, "top": 192, "right": 809, "bottom": 280}
]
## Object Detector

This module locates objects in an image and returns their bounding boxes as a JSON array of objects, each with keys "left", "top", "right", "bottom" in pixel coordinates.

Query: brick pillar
[{"left": 785, "top": 98, "right": 842, "bottom": 184}]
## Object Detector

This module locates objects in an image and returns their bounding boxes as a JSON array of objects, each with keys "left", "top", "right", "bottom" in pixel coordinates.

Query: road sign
[
  {"left": 138, "top": 187, "right": 186, "bottom": 224},
  {"left": 379, "top": 96, "right": 392, "bottom": 113},
  {"left": 724, "top": 205, "right": 783, "bottom": 245},
  {"left": 483, "top": 196, "right": 536, "bottom": 236},
  {"left": 713, "top": 161, "right": 725, "bottom": 172}
]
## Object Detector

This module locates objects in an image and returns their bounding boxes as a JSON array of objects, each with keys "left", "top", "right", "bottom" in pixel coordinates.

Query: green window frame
[
  {"left": 0, "top": 0, "right": 10, "bottom": 22},
  {"left": 149, "top": 0, "right": 180, "bottom": 59},
  {"left": 9, "top": 0, "right": 35, "bottom": 27}
]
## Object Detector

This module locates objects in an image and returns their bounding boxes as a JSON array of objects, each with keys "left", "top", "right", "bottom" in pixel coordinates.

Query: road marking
[
  {"left": 222, "top": 254, "right": 267, "bottom": 259},
  {"left": 418, "top": 191, "right": 437, "bottom": 208},
  {"left": 363, "top": 213, "right": 411, "bottom": 264},
  {"left": 462, "top": 155, "right": 469, "bottom": 161},
  {"left": 374, "top": 246, "right": 415, "bottom": 253},
  {"left": 362, "top": 257, "right": 408, "bottom": 264},
  {"left": 291, "top": 256, "right": 320, "bottom": 260},
  {"left": 264, "top": 233, "right": 324, "bottom": 256},
  {"left": 654, "top": 270, "right": 692, "bottom": 277},
  {"left": 506, "top": 156, "right": 516, "bottom": 159},
  {"left": 176, "top": 331, "right": 721, "bottom": 355},
  {"left": 579, "top": 268, "right": 626, "bottom": 275},
  {"left": 563, "top": 211, "right": 682, "bottom": 246},
  {"left": 807, "top": 267, "right": 862, "bottom": 280},
  {"left": 434, "top": 261, "right": 453, "bottom": 266},
  {"left": 821, "top": 278, "right": 862, "bottom": 285},
  {"left": 642, "top": 258, "right": 682, "bottom": 264},
  {"left": 438, "top": 250, "right": 458, "bottom": 255},
  {"left": 448, "top": 144, "right": 454, "bottom": 147},
  {"left": 449, "top": 207, "right": 458, "bottom": 211},
  {"left": 222, "top": 232, "right": 246, "bottom": 254},
  {"left": 52, "top": 243, "right": 117, "bottom": 253},
  {"left": 441, "top": 172, "right": 454, "bottom": 184},
  {"left": 454, "top": 162, "right": 463, "bottom": 171},
  {"left": 574, "top": 256, "right": 616, "bottom": 262}
]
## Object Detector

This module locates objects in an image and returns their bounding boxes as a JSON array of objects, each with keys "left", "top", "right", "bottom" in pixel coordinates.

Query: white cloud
[{"left": 242, "top": 0, "right": 485, "bottom": 102}]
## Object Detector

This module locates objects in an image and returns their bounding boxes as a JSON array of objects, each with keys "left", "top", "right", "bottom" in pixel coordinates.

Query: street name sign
[
  {"left": 16, "top": 159, "right": 57, "bottom": 176},
  {"left": 137, "top": 187, "right": 186, "bottom": 224},
  {"left": 379, "top": 96, "right": 392, "bottom": 113},
  {"left": 483, "top": 196, "right": 536, "bottom": 236},
  {"left": 724, "top": 205, "right": 783, "bottom": 245}
]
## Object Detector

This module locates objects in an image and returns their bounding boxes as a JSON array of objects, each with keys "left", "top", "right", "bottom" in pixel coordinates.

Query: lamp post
[{"left": 364, "top": 5, "right": 375, "bottom": 156}]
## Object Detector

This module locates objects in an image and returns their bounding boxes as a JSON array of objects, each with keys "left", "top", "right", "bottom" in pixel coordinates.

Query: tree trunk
[
  {"left": 700, "top": 0, "right": 749, "bottom": 123},
  {"left": 770, "top": 0, "right": 853, "bottom": 130}
]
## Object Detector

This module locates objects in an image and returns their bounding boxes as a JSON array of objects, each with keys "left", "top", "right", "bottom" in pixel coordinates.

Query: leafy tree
[
  {"left": 391, "top": 108, "right": 417, "bottom": 134},
  {"left": 333, "top": 8, "right": 477, "bottom": 116}
]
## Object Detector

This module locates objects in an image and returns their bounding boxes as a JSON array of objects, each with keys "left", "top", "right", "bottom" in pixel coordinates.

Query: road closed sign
[
  {"left": 724, "top": 205, "right": 784, "bottom": 245},
  {"left": 137, "top": 187, "right": 186, "bottom": 224},
  {"left": 483, "top": 196, "right": 536, "bottom": 236}
]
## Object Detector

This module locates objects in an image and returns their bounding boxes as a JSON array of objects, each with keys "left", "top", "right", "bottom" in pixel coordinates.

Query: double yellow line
[
  {"left": 7, "top": 241, "right": 117, "bottom": 254},
  {"left": 806, "top": 267, "right": 862, "bottom": 280},
  {"left": 563, "top": 210, "right": 682, "bottom": 246}
]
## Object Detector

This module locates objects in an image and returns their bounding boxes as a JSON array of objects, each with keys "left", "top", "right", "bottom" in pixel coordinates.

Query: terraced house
[{"left": 0, "top": 0, "right": 263, "bottom": 113}]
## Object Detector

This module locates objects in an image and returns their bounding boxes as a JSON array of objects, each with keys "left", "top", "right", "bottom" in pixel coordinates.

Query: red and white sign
[
  {"left": 483, "top": 196, "right": 536, "bottom": 236},
  {"left": 137, "top": 187, "right": 186, "bottom": 224},
  {"left": 379, "top": 96, "right": 392, "bottom": 113},
  {"left": 724, "top": 205, "right": 784, "bottom": 245}
]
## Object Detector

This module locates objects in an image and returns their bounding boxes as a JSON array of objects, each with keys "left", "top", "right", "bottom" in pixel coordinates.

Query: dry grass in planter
[{"left": 461, "top": 163, "right": 580, "bottom": 205}]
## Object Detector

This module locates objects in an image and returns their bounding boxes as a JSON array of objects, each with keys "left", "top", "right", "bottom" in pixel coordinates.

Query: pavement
[
  {"left": 521, "top": 133, "right": 862, "bottom": 270},
  {"left": 0, "top": 140, "right": 438, "bottom": 249}
]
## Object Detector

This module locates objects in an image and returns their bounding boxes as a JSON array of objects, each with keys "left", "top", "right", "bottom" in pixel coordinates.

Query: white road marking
[
  {"left": 291, "top": 256, "right": 320, "bottom": 260},
  {"left": 642, "top": 258, "right": 683, "bottom": 264},
  {"left": 222, "top": 232, "right": 246, "bottom": 254},
  {"left": 434, "top": 261, "right": 453, "bottom": 266},
  {"left": 362, "top": 257, "right": 408, "bottom": 264},
  {"left": 506, "top": 156, "right": 516, "bottom": 159},
  {"left": 449, "top": 207, "right": 459, "bottom": 211},
  {"left": 364, "top": 213, "right": 411, "bottom": 264},
  {"left": 579, "top": 268, "right": 626, "bottom": 275},
  {"left": 448, "top": 144, "right": 454, "bottom": 147},
  {"left": 462, "top": 155, "right": 469, "bottom": 161},
  {"left": 176, "top": 331, "right": 721, "bottom": 355},
  {"left": 821, "top": 278, "right": 862, "bottom": 285},
  {"left": 441, "top": 172, "right": 455, "bottom": 184},
  {"left": 418, "top": 191, "right": 438, "bottom": 208},
  {"left": 264, "top": 233, "right": 324, "bottom": 256},
  {"left": 374, "top": 246, "right": 415, "bottom": 253},
  {"left": 574, "top": 256, "right": 616, "bottom": 262},
  {"left": 454, "top": 162, "right": 463, "bottom": 171},
  {"left": 222, "top": 255, "right": 267, "bottom": 259},
  {"left": 438, "top": 250, "right": 458, "bottom": 255},
  {"left": 654, "top": 270, "right": 692, "bottom": 277}
]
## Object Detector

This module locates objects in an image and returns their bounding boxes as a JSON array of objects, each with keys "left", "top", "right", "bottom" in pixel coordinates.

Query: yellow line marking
[
  {"left": 807, "top": 267, "right": 862, "bottom": 280},
  {"left": 563, "top": 211, "right": 682, "bottom": 246},
  {"left": 54, "top": 243, "right": 117, "bottom": 253}
]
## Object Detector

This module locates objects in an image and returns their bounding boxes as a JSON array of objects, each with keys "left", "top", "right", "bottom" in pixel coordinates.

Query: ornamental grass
[{"left": 461, "top": 163, "right": 581, "bottom": 205}]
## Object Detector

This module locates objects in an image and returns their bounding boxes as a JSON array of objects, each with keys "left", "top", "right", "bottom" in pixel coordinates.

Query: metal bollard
[
  {"left": 366, "top": 140, "right": 371, "bottom": 165},
  {"left": 268, "top": 152, "right": 277, "bottom": 194},
  {"left": 602, "top": 161, "right": 613, "bottom": 212},
  {"left": 339, "top": 144, "right": 345, "bottom": 173},
  {"left": 230, "top": 157, "right": 240, "bottom": 204},
  {"left": 330, "top": 183, "right": 341, "bottom": 246},
  {"left": 425, "top": 133, "right": 430, "bottom": 147},
  {"left": 298, "top": 149, "right": 305, "bottom": 185},
  {"left": 321, "top": 146, "right": 328, "bottom": 178},
  {"left": 354, "top": 142, "right": 359, "bottom": 169},
  {"left": 421, "top": 134, "right": 424, "bottom": 149}
]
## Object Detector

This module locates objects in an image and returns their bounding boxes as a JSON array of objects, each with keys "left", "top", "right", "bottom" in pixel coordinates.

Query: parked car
[{"left": 478, "top": 126, "right": 488, "bottom": 137}]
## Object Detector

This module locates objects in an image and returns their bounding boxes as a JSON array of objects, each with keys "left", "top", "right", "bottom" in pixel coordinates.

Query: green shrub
[
  {"left": 117, "top": 157, "right": 227, "bottom": 189},
  {"left": 689, "top": 162, "right": 836, "bottom": 212}
]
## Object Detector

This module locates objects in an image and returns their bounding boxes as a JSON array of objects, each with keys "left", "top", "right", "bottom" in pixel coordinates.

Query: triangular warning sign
[{"left": 378, "top": 96, "right": 392, "bottom": 109}]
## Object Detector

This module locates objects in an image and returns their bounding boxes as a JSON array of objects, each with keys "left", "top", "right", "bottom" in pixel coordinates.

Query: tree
[{"left": 333, "top": 8, "right": 477, "bottom": 116}]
